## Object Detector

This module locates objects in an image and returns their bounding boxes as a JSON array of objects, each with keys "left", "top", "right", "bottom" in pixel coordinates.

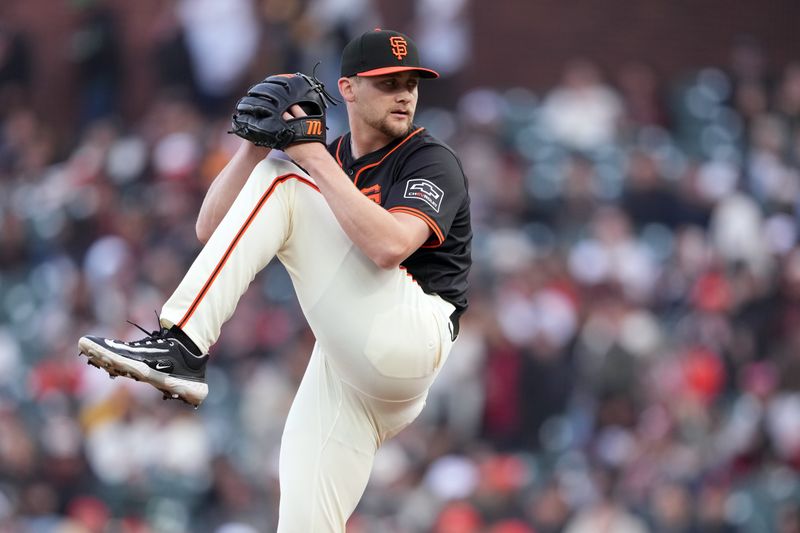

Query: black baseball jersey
[{"left": 327, "top": 126, "right": 471, "bottom": 318}]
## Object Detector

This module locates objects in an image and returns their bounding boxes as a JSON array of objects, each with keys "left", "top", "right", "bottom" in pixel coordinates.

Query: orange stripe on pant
[{"left": 177, "top": 173, "right": 320, "bottom": 329}]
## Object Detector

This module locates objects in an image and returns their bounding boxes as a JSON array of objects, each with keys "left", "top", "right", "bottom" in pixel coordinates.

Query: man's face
[{"left": 350, "top": 72, "right": 420, "bottom": 139}]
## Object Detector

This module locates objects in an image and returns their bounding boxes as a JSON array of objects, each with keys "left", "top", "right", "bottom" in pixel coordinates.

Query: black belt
[{"left": 449, "top": 311, "right": 460, "bottom": 341}]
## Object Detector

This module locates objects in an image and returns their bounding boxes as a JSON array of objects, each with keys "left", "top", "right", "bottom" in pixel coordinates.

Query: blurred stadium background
[{"left": 2, "top": 0, "right": 800, "bottom": 532}]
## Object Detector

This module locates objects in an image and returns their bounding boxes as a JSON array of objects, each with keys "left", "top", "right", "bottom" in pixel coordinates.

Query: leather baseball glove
[{"left": 230, "top": 72, "right": 338, "bottom": 150}]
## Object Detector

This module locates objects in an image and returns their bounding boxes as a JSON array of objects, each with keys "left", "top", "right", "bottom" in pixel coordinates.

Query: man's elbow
[
  {"left": 195, "top": 219, "right": 212, "bottom": 244},
  {"left": 373, "top": 254, "right": 402, "bottom": 270},
  {"left": 371, "top": 242, "right": 411, "bottom": 270}
]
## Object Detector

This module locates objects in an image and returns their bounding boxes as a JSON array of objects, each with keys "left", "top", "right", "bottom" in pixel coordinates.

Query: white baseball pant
[{"left": 160, "top": 158, "right": 456, "bottom": 532}]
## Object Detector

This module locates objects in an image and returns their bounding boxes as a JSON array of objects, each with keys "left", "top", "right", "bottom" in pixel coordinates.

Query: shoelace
[{"left": 125, "top": 312, "right": 170, "bottom": 347}]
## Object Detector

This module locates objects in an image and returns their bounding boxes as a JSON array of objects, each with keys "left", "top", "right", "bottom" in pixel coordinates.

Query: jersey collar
[{"left": 336, "top": 126, "right": 423, "bottom": 170}]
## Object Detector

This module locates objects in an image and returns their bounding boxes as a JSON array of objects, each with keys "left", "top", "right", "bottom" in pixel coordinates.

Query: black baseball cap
[{"left": 340, "top": 29, "right": 439, "bottom": 79}]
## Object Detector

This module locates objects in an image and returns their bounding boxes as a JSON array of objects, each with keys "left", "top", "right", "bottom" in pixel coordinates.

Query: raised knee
[{"left": 256, "top": 157, "right": 311, "bottom": 182}]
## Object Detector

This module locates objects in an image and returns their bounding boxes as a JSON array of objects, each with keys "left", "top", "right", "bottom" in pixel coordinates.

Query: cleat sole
[{"left": 78, "top": 338, "right": 207, "bottom": 407}]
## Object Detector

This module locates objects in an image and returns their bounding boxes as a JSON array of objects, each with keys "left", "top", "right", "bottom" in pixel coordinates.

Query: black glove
[{"left": 229, "top": 72, "right": 338, "bottom": 150}]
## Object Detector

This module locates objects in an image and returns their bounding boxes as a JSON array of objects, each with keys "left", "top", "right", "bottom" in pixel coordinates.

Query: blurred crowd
[{"left": 2, "top": 1, "right": 800, "bottom": 532}]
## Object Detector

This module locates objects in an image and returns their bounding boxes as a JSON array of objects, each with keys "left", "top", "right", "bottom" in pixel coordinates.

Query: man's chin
[{"left": 382, "top": 119, "right": 413, "bottom": 139}]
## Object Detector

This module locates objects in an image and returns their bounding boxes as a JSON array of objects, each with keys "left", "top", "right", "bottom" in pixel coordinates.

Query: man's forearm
[
  {"left": 289, "top": 146, "right": 428, "bottom": 269},
  {"left": 196, "top": 141, "right": 270, "bottom": 242}
]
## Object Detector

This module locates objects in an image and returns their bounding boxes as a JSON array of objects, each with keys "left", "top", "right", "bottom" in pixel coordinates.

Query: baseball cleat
[{"left": 78, "top": 325, "right": 209, "bottom": 407}]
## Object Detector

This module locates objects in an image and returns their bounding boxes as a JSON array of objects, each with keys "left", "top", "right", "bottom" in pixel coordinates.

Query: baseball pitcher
[{"left": 78, "top": 29, "right": 471, "bottom": 532}]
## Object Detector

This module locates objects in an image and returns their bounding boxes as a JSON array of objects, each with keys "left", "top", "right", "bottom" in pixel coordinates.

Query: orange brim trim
[
  {"left": 357, "top": 66, "right": 439, "bottom": 79},
  {"left": 388, "top": 206, "right": 445, "bottom": 247}
]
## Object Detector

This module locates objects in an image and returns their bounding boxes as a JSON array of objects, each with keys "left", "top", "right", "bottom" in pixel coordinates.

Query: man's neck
[{"left": 348, "top": 120, "right": 396, "bottom": 160}]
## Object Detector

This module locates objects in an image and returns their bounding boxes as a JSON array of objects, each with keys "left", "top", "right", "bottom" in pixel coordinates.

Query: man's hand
[
  {"left": 230, "top": 73, "right": 336, "bottom": 150},
  {"left": 282, "top": 104, "right": 330, "bottom": 164}
]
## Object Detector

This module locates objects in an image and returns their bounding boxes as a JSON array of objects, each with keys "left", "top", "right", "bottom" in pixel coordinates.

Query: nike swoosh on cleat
[
  {"left": 106, "top": 339, "right": 170, "bottom": 353},
  {"left": 155, "top": 362, "right": 172, "bottom": 371}
]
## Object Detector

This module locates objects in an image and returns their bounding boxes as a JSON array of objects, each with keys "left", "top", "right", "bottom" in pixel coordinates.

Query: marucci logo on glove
[
  {"left": 404, "top": 179, "right": 444, "bottom": 212},
  {"left": 229, "top": 71, "right": 339, "bottom": 150},
  {"left": 305, "top": 120, "right": 323, "bottom": 135}
]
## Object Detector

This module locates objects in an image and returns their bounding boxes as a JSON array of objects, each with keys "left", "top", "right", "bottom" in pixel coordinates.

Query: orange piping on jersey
[
  {"left": 399, "top": 265, "right": 418, "bottom": 284},
  {"left": 353, "top": 127, "right": 424, "bottom": 187},
  {"left": 178, "top": 174, "right": 320, "bottom": 329},
  {"left": 335, "top": 136, "right": 344, "bottom": 167},
  {"left": 388, "top": 206, "right": 445, "bottom": 247}
]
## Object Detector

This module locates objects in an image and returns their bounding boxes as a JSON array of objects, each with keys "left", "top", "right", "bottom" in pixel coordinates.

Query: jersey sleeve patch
[{"left": 403, "top": 178, "right": 444, "bottom": 213}]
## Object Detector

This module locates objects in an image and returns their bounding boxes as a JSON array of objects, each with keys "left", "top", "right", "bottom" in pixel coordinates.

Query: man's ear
[{"left": 339, "top": 77, "right": 357, "bottom": 103}]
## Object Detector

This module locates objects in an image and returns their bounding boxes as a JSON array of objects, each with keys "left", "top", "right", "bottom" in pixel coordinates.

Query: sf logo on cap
[{"left": 389, "top": 36, "right": 408, "bottom": 61}]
